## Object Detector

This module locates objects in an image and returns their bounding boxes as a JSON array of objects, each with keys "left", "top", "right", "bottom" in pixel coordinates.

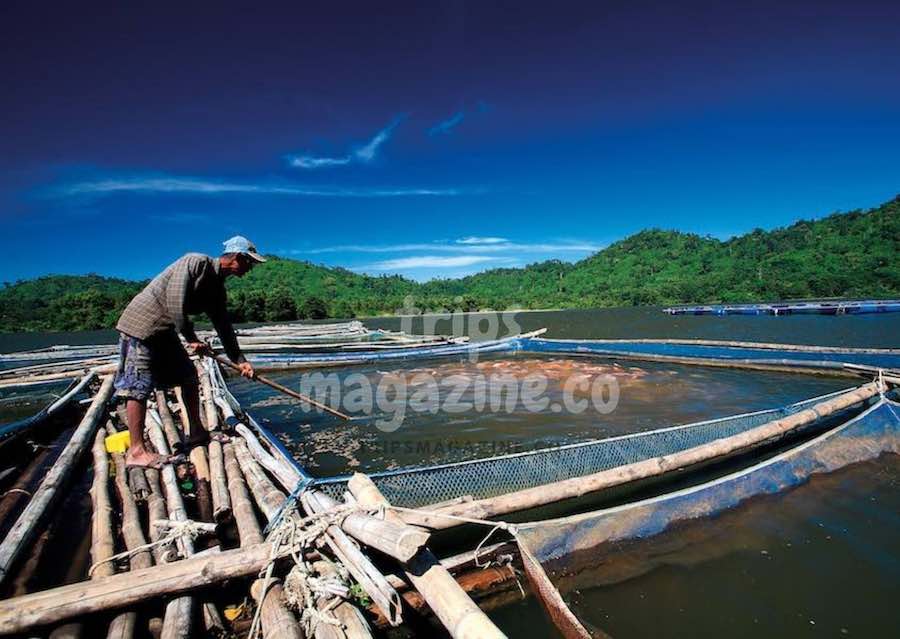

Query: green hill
[{"left": 1, "top": 195, "right": 897, "bottom": 332}]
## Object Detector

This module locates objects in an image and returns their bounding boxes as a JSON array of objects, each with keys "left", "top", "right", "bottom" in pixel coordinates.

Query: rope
[
  {"left": 87, "top": 519, "right": 216, "bottom": 577},
  {"left": 247, "top": 503, "right": 358, "bottom": 639}
]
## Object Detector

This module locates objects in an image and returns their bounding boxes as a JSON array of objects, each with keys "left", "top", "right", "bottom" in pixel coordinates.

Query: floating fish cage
[
  {"left": 0, "top": 321, "right": 898, "bottom": 638},
  {"left": 663, "top": 299, "right": 900, "bottom": 316}
]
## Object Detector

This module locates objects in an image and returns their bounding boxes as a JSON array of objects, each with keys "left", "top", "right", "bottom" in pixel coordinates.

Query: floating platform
[{"left": 662, "top": 299, "right": 900, "bottom": 316}]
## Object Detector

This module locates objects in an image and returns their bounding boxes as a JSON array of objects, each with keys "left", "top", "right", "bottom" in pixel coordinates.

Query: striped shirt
[{"left": 117, "top": 253, "right": 245, "bottom": 364}]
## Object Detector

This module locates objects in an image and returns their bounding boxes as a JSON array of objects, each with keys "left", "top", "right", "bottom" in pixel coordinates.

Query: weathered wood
[
  {"left": 308, "top": 561, "right": 372, "bottom": 639},
  {"left": 233, "top": 423, "right": 300, "bottom": 491},
  {"left": 304, "top": 490, "right": 429, "bottom": 564},
  {"left": 145, "top": 408, "right": 195, "bottom": 639},
  {"left": 108, "top": 451, "right": 155, "bottom": 639},
  {"left": 172, "top": 387, "right": 214, "bottom": 524},
  {"left": 232, "top": 439, "right": 289, "bottom": 520},
  {"left": 300, "top": 491, "right": 402, "bottom": 627},
  {"left": 232, "top": 439, "right": 397, "bottom": 627},
  {"left": 0, "top": 375, "right": 115, "bottom": 585},
  {"left": 348, "top": 474, "right": 506, "bottom": 639},
  {"left": 0, "top": 542, "right": 281, "bottom": 634},
  {"left": 224, "top": 442, "right": 304, "bottom": 639},
  {"left": 403, "top": 383, "right": 882, "bottom": 530},
  {"left": 143, "top": 468, "right": 169, "bottom": 564},
  {"left": 90, "top": 426, "right": 116, "bottom": 580},
  {"left": 153, "top": 391, "right": 182, "bottom": 450},
  {"left": 198, "top": 362, "right": 231, "bottom": 521}
]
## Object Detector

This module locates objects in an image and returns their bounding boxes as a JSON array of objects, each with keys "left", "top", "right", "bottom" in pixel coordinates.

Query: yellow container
[{"left": 105, "top": 430, "right": 131, "bottom": 454}]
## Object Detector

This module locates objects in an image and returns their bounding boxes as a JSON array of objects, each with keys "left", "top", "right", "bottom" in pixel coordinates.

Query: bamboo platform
[{"left": 0, "top": 356, "right": 518, "bottom": 638}]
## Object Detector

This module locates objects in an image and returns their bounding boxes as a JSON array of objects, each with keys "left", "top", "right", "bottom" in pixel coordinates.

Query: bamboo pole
[
  {"left": 299, "top": 491, "right": 402, "bottom": 627},
  {"left": 233, "top": 439, "right": 398, "bottom": 627},
  {"left": 0, "top": 375, "right": 115, "bottom": 585},
  {"left": 401, "top": 382, "right": 882, "bottom": 530},
  {"left": 347, "top": 473, "right": 506, "bottom": 639},
  {"left": 153, "top": 391, "right": 183, "bottom": 450},
  {"left": 0, "top": 542, "right": 280, "bottom": 633},
  {"left": 145, "top": 408, "right": 195, "bottom": 639},
  {"left": 224, "top": 443, "right": 304, "bottom": 639},
  {"left": 308, "top": 561, "right": 373, "bottom": 639},
  {"left": 197, "top": 362, "right": 231, "bottom": 521},
  {"left": 172, "top": 387, "right": 214, "bottom": 524},
  {"left": 0, "top": 372, "right": 95, "bottom": 440},
  {"left": 107, "top": 452, "right": 155, "bottom": 639}
]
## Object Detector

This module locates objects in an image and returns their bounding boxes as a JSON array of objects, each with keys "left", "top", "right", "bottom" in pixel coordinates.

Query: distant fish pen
[
  {"left": 0, "top": 319, "right": 898, "bottom": 638},
  {"left": 663, "top": 299, "right": 900, "bottom": 316}
]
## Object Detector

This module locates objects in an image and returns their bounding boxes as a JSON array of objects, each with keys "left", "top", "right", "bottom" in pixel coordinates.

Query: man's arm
[
  {"left": 208, "top": 290, "right": 246, "bottom": 365},
  {"left": 165, "top": 257, "right": 201, "bottom": 343}
]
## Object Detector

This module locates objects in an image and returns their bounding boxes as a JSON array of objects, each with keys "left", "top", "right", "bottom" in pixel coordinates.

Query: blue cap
[{"left": 222, "top": 236, "right": 266, "bottom": 262}]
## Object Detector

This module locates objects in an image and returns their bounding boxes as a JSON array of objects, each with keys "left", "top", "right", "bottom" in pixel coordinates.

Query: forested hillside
[{"left": 1, "top": 196, "right": 897, "bottom": 332}]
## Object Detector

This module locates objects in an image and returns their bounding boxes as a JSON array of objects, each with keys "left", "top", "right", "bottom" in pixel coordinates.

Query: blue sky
[{"left": 2, "top": 1, "right": 899, "bottom": 282}]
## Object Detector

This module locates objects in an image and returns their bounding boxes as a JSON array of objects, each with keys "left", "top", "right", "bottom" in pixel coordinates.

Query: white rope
[
  {"left": 87, "top": 519, "right": 216, "bottom": 577},
  {"left": 247, "top": 503, "right": 358, "bottom": 639}
]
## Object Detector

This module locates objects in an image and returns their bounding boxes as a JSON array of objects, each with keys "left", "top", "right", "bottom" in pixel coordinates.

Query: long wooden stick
[
  {"left": 0, "top": 375, "right": 115, "bottom": 585},
  {"left": 212, "top": 355, "right": 350, "bottom": 421}
]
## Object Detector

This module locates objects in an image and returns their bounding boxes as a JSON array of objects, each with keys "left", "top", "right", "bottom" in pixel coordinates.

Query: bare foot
[{"left": 125, "top": 448, "right": 168, "bottom": 469}]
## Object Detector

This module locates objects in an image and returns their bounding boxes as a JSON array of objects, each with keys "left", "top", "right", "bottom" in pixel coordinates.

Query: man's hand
[
  {"left": 238, "top": 362, "right": 255, "bottom": 379},
  {"left": 187, "top": 341, "right": 213, "bottom": 356}
]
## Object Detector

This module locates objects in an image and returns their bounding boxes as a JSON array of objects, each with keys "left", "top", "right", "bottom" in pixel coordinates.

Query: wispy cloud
[
  {"left": 456, "top": 236, "right": 509, "bottom": 245},
  {"left": 360, "top": 255, "right": 509, "bottom": 271},
  {"left": 287, "top": 117, "right": 404, "bottom": 169},
  {"left": 57, "top": 176, "right": 464, "bottom": 198},
  {"left": 303, "top": 240, "right": 603, "bottom": 255},
  {"left": 428, "top": 111, "right": 465, "bottom": 136}
]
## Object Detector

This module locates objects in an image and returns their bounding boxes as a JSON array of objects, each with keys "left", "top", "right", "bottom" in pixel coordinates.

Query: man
[{"left": 115, "top": 236, "right": 264, "bottom": 468}]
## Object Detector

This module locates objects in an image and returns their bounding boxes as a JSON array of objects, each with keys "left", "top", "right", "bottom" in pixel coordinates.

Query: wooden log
[
  {"left": 232, "top": 439, "right": 290, "bottom": 520},
  {"left": 143, "top": 469, "right": 169, "bottom": 564},
  {"left": 232, "top": 440, "right": 396, "bottom": 627},
  {"left": 308, "top": 561, "right": 372, "bottom": 639},
  {"left": 304, "top": 490, "right": 429, "bottom": 564},
  {"left": 348, "top": 474, "right": 506, "bottom": 639},
  {"left": 0, "top": 375, "right": 115, "bottom": 585},
  {"left": 233, "top": 423, "right": 300, "bottom": 491},
  {"left": 90, "top": 426, "right": 116, "bottom": 580},
  {"left": 107, "top": 451, "right": 155, "bottom": 639},
  {"left": 152, "top": 391, "right": 182, "bottom": 450},
  {"left": 0, "top": 542, "right": 282, "bottom": 634},
  {"left": 402, "top": 382, "right": 882, "bottom": 530},
  {"left": 300, "top": 491, "right": 402, "bottom": 627},
  {"left": 171, "top": 387, "right": 214, "bottom": 525},
  {"left": 198, "top": 360, "right": 231, "bottom": 521},
  {"left": 145, "top": 409, "right": 195, "bottom": 639},
  {"left": 224, "top": 443, "right": 304, "bottom": 639}
]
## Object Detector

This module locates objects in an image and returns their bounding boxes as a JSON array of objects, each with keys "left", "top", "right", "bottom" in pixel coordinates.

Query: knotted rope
[{"left": 87, "top": 519, "right": 216, "bottom": 577}]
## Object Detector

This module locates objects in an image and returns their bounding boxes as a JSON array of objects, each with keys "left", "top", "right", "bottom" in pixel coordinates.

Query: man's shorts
[{"left": 113, "top": 331, "right": 199, "bottom": 401}]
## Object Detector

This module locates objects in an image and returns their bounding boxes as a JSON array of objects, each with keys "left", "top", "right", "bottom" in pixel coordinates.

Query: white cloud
[
  {"left": 286, "top": 155, "right": 352, "bottom": 169},
  {"left": 361, "top": 255, "right": 506, "bottom": 271},
  {"left": 287, "top": 117, "right": 403, "bottom": 169},
  {"left": 456, "top": 236, "right": 509, "bottom": 245},
  {"left": 58, "top": 176, "right": 463, "bottom": 198},
  {"left": 428, "top": 111, "right": 465, "bottom": 136}
]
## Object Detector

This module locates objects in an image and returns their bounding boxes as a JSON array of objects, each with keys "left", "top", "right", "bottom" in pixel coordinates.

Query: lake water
[{"left": 1, "top": 307, "right": 898, "bottom": 637}]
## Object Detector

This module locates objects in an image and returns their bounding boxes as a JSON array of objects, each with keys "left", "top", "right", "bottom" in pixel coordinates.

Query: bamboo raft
[{"left": 0, "top": 328, "right": 898, "bottom": 637}]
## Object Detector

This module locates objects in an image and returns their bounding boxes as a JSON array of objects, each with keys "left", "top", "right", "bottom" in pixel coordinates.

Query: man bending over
[{"left": 114, "top": 236, "right": 264, "bottom": 468}]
